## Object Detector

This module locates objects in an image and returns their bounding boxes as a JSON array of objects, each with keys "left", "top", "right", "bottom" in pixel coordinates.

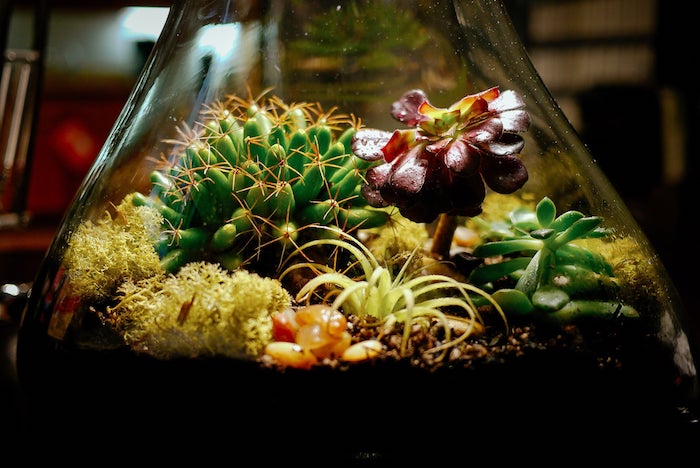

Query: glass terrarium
[{"left": 15, "top": 0, "right": 699, "bottom": 460}]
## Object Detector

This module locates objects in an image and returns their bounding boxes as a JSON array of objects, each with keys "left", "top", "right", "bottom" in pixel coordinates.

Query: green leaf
[
  {"left": 535, "top": 196, "right": 556, "bottom": 228},
  {"left": 587, "top": 227, "right": 614, "bottom": 238},
  {"left": 553, "top": 216, "right": 602, "bottom": 246},
  {"left": 509, "top": 207, "right": 538, "bottom": 231},
  {"left": 472, "top": 238, "right": 542, "bottom": 258},
  {"left": 530, "top": 228, "right": 555, "bottom": 240},
  {"left": 531, "top": 285, "right": 570, "bottom": 311},
  {"left": 550, "top": 264, "right": 619, "bottom": 296},
  {"left": 550, "top": 210, "right": 584, "bottom": 232},
  {"left": 556, "top": 244, "right": 613, "bottom": 276},
  {"left": 546, "top": 300, "right": 639, "bottom": 322},
  {"left": 492, "top": 289, "right": 533, "bottom": 316},
  {"left": 469, "top": 256, "right": 531, "bottom": 286},
  {"left": 515, "top": 249, "right": 551, "bottom": 296}
]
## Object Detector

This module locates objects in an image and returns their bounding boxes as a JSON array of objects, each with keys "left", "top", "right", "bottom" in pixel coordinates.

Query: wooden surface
[
  {"left": 0, "top": 215, "right": 58, "bottom": 285},
  {"left": 0, "top": 227, "right": 54, "bottom": 253}
]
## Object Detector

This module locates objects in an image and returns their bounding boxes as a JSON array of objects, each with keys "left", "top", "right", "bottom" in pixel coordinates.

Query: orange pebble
[
  {"left": 341, "top": 339, "right": 383, "bottom": 362},
  {"left": 295, "top": 304, "right": 347, "bottom": 338},
  {"left": 264, "top": 341, "right": 318, "bottom": 369}
]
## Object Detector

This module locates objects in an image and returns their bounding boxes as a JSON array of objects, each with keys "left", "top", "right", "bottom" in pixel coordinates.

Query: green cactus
[{"left": 130, "top": 92, "right": 391, "bottom": 275}]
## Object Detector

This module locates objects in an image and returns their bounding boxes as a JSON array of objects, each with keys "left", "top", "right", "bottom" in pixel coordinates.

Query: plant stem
[{"left": 430, "top": 213, "right": 457, "bottom": 260}]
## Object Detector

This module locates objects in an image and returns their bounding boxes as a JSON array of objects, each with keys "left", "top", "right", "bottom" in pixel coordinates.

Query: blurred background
[{"left": 1, "top": 0, "right": 697, "bottom": 344}]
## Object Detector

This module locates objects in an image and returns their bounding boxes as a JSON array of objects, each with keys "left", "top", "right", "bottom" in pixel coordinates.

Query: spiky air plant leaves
[
  {"left": 351, "top": 87, "right": 530, "bottom": 224},
  {"left": 279, "top": 226, "right": 505, "bottom": 362}
]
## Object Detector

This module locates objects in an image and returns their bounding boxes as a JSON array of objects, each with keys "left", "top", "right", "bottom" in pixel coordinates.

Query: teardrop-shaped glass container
[{"left": 15, "top": 0, "right": 699, "bottom": 460}]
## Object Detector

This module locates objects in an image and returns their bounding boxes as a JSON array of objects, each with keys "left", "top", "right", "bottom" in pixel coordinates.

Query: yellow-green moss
[
  {"left": 575, "top": 235, "right": 662, "bottom": 309},
  {"left": 107, "top": 261, "right": 292, "bottom": 359},
  {"left": 365, "top": 216, "right": 429, "bottom": 275},
  {"left": 63, "top": 194, "right": 164, "bottom": 301},
  {"left": 473, "top": 192, "right": 536, "bottom": 225}
]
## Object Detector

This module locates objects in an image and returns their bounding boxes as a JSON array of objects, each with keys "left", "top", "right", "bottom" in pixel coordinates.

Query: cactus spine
[{"left": 130, "top": 93, "right": 391, "bottom": 274}]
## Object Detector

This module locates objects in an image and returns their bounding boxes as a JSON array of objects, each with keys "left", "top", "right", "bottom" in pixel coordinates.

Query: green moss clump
[
  {"left": 63, "top": 194, "right": 164, "bottom": 301},
  {"left": 366, "top": 217, "right": 427, "bottom": 259},
  {"left": 364, "top": 216, "right": 429, "bottom": 276},
  {"left": 107, "top": 261, "right": 291, "bottom": 359}
]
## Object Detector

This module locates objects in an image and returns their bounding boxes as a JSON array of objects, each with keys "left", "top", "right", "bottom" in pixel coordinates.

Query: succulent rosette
[{"left": 352, "top": 87, "right": 531, "bottom": 223}]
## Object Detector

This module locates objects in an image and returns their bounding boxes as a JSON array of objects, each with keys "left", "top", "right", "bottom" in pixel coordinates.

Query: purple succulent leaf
[
  {"left": 499, "top": 109, "right": 530, "bottom": 133},
  {"left": 442, "top": 139, "right": 481, "bottom": 175},
  {"left": 398, "top": 176, "right": 447, "bottom": 222},
  {"left": 400, "top": 201, "right": 443, "bottom": 224},
  {"left": 391, "top": 89, "right": 429, "bottom": 126},
  {"left": 399, "top": 172, "right": 484, "bottom": 223},
  {"left": 481, "top": 154, "right": 529, "bottom": 193},
  {"left": 463, "top": 118, "right": 504, "bottom": 144},
  {"left": 387, "top": 147, "right": 430, "bottom": 196},
  {"left": 360, "top": 184, "right": 390, "bottom": 208},
  {"left": 364, "top": 162, "right": 392, "bottom": 189},
  {"left": 443, "top": 172, "right": 486, "bottom": 211},
  {"left": 488, "top": 90, "right": 529, "bottom": 133},
  {"left": 425, "top": 137, "right": 452, "bottom": 155},
  {"left": 482, "top": 134, "right": 525, "bottom": 156},
  {"left": 451, "top": 204, "right": 483, "bottom": 218},
  {"left": 362, "top": 163, "right": 393, "bottom": 207},
  {"left": 351, "top": 129, "right": 392, "bottom": 161},
  {"left": 488, "top": 89, "right": 524, "bottom": 113}
]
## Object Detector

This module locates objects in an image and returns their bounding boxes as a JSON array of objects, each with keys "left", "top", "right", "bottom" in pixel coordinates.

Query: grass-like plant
[{"left": 280, "top": 226, "right": 506, "bottom": 361}]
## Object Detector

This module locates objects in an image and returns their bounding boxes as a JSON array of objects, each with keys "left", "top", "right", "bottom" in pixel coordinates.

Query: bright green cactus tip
[{"left": 130, "top": 91, "right": 392, "bottom": 275}]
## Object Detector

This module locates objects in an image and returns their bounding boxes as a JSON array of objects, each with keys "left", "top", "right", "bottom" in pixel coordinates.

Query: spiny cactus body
[{"left": 131, "top": 93, "right": 391, "bottom": 274}]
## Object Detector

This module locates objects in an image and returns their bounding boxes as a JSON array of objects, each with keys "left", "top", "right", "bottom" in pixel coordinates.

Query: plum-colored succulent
[{"left": 351, "top": 87, "right": 530, "bottom": 223}]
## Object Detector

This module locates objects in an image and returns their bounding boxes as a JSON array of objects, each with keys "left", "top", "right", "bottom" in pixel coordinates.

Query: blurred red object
[{"left": 27, "top": 98, "right": 124, "bottom": 216}]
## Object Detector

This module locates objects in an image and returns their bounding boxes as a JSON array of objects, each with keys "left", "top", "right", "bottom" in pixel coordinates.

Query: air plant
[
  {"left": 351, "top": 86, "right": 530, "bottom": 259},
  {"left": 279, "top": 226, "right": 506, "bottom": 361},
  {"left": 468, "top": 196, "right": 639, "bottom": 322}
]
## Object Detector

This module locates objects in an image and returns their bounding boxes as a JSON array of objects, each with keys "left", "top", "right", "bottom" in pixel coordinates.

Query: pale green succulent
[{"left": 468, "top": 196, "right": 639, "bottom": 322}]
